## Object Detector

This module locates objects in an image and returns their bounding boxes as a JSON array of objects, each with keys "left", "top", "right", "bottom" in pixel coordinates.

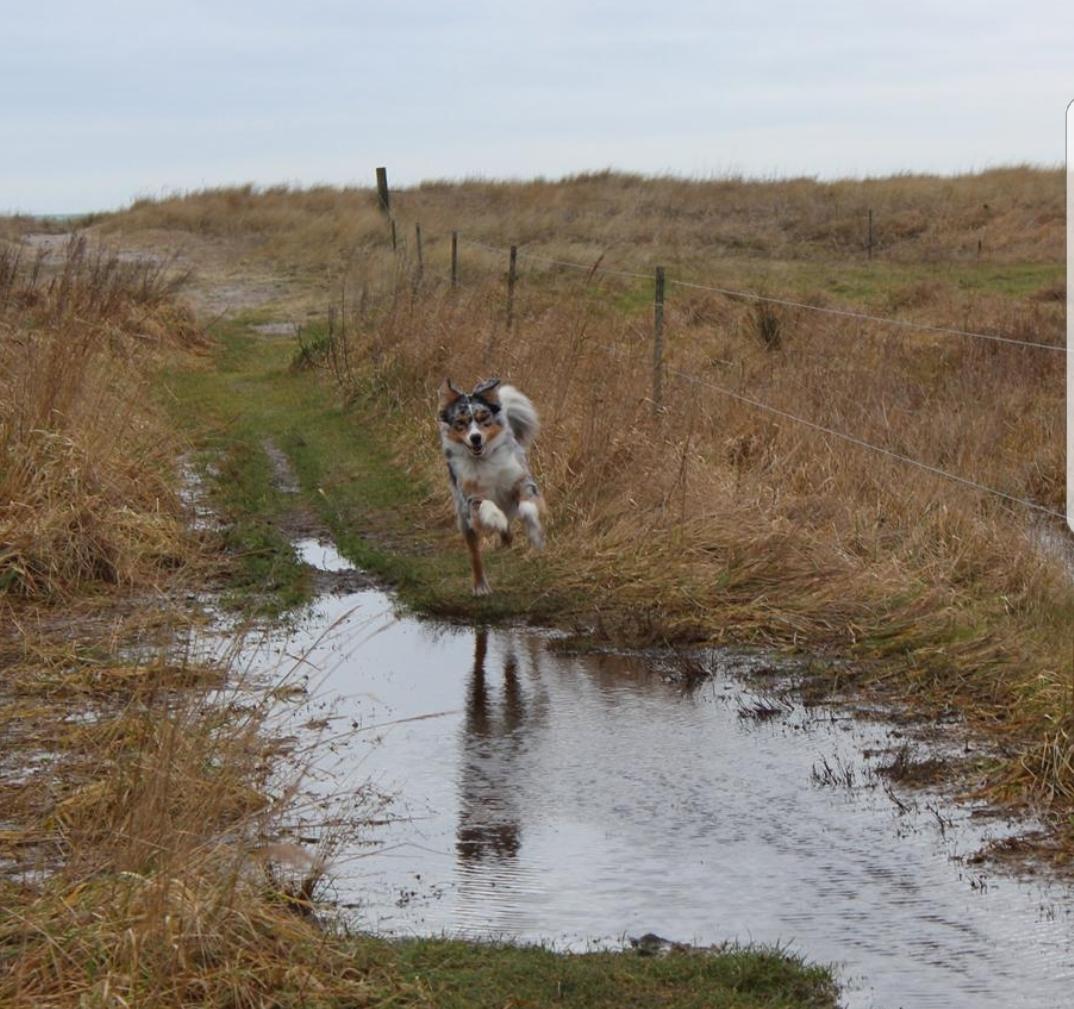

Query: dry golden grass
[
  {"left": 95, "top": 168, "right": 1073, "bottom": 820},
  {"left": 0, "top": 621, "right": 399, "bottom": 1009},
  {"left": 282, "top": 168, "right": 1070, "bottom": 824},
  {"left": 0, "top": 236, "right": 206, "bottom": 599},
  {"left": 0, "top": 241, "right": 388, "bottom": 1008},
  {"left": 101, "top": 165, "right": 1063, "bottom": 279}
]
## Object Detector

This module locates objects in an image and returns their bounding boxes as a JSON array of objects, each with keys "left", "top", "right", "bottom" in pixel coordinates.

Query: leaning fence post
[
  {"left": 451, "top": 230, "right": 459, "bottom": 287},
  {"left": 414, "top": 223, "right": 424, "bottom": 286},
  {"left": 506, "top": 245, "right": 517, "bottom": 328},
  {"left": 653, "top": 266, "right": 665, "bottom": 415},
  {"left": 867, "top": 209, "right": 874, "bottom": 260},
  {"left": 376, "top": 167, "right": 391, "bottom": 215}
]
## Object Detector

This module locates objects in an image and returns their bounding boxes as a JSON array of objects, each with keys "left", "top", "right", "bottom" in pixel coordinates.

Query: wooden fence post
[
  {"left": 867, "top": 209, "right": 874, "bottom": 260},
  {"left": 506, "top": 245, "right": 517, "bottom": 328},
  {"left": 390, "top": 218, "right": 397, "bottom": 251},
  {"left": 451, "top": 230, "right": 459, "bottom": 287},
  {"left": 653, "top": 266, "right": 665, "bottom": 415},
  {"left": 376, "top": 167, "right": 390, "bottom": 215},
  {"left": 414, "top": 223, "right": 424, "bottom": 285}
]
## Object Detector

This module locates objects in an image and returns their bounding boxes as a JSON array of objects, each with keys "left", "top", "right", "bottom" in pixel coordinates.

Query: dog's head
[{"left": 438, "top": 378, "right": 504, "bottom": 458}]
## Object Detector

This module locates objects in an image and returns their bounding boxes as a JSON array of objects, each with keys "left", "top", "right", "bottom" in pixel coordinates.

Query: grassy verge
[{"left": 378, "top": 937, "right": 838, "bottom": 1009}]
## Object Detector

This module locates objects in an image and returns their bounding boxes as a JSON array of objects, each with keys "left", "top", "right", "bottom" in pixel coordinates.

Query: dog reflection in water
[{"left": 456, "top": 629, "right": 527, "bottom": 862}]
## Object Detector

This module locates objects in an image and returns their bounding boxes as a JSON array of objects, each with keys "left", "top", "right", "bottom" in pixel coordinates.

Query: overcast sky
[{"left": 5, "top": 1, "right": 1073, "bottom": 213}]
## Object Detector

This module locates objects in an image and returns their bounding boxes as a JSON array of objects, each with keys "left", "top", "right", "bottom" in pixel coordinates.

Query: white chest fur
[{"left": 446, "top": 440, "right": 525, "bottom": 504}]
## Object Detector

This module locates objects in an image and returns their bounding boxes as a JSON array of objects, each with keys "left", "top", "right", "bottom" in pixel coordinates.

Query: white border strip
[{"left": 1067, "top": 100, "right": 1073, "bottom": 531}]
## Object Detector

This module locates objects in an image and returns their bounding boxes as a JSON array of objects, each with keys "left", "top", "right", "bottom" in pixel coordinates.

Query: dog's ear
[
  {"left": 438, "top": 378, "right": 465, "bottom": 410},
  {"left": 472, "top": 377, "right": 502, "bottom": 403}
]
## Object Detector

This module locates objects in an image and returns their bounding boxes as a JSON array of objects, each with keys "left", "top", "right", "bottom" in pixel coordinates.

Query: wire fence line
[
  {"left": 458, "top": 234, "right": 1068, "bottom": 354},
  {"left": 668, "top": 279, "right": 1067, "bottom": 353},
  {"left": 582, "top": 337, "right": 1066, "bottom": 521},
  {"left": 668, "top": 366, "right": 1066, "bottom": 520},
  {"left": 406, "top": 229, "right": 1067, "bottom": 521},
  {"left": 460, "top": 237, "right": 653, "bottom": 282}
]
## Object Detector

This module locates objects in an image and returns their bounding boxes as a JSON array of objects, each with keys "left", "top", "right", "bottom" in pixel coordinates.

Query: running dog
[{"left": 438, "top": 378, "right": 545, "bottom": 595}]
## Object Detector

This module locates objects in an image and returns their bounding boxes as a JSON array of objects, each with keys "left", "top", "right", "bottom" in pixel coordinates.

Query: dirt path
[{"left": 20, "top": 227, "right": 314, "bottom": 319}]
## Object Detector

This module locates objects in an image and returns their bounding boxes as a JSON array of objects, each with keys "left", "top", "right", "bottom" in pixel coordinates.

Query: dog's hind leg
[
  {"left": 517, "top": 482, "right": 545, "bottom": 550},
  {"left": 465, "top": 528, "right": 492, "bottom": 595}
]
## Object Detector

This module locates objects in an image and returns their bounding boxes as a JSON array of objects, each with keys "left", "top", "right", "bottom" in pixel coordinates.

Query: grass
[
  {"left": 383, "top": 937, "right": 838, "bottom": 1009},
  {"left": 0, "top": 231, "right": 837, "bottom": 1007},
  {"left": 100, "top": 165, "right": 1064, "bottom": 276},
  {"left": 210, "top": 436, "right": 313, "bottom": 613},
  {"left": 6, "top": 160, "right": 1070, "bottom": 1008},
  {"left": 91, "top": 167, "right": 1074, "bottom": 841}
]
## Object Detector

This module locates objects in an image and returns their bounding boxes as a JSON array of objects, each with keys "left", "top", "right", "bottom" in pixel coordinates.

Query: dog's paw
[
  {"left": 518, "top": 500, "right": 544, "bottom": 549},
  {"left": 472, "top": 579, "right": 493, "bottom": 597},
  {"left": 477, "top": 499, "right": 509, "bottom": 534}
]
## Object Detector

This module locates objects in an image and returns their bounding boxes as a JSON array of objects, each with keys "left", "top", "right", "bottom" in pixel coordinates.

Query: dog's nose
[{"left": 469, "top": 432, "right": 482, "bottom": 446}]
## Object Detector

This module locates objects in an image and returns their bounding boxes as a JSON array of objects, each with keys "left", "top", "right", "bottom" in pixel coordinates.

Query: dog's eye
[{"left": 474, "top": 411, "right": 489, "bottom": 424}]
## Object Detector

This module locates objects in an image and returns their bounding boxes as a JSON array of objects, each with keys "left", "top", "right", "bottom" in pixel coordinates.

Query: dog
[{"left": 438, "top": 378, "right": 546, "bottom": 595}]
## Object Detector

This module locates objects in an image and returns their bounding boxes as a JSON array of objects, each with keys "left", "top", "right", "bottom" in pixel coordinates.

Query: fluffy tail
[{"left": 499, "top": 385, "right": 540, "bottom": 447}]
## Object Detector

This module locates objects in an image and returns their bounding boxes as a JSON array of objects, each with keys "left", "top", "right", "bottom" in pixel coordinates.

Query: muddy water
[{"left": 240, "top": 538, "right": 1073, "bottom": 1009}]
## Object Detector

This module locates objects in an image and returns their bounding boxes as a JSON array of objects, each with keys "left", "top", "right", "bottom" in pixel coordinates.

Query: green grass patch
[
  {"left": 355, "top": 935, "right": 839, "bottom": 1009},
  {"left": 209, "top": 439, "right": 310, "bottom": 613}
]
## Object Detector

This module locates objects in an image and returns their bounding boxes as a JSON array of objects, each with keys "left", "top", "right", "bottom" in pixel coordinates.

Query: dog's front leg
[
  {"left": 464, "top": 528, "right": 491, "bottom": 596},
  {"left": 467, "top": 495, "right": 508, "bottom": 536}
]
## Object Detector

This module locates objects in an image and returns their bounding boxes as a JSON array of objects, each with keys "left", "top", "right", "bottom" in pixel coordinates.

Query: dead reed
[
  {"left": 0, "top": 236, "right": 203, "bottom": 599},
  {"left": 0, "top": 239, "right": 390, "bottom": 1005}
]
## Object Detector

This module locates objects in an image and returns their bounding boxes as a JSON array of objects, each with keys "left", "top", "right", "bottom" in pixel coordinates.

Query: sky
[{"left": 4, "top": 1, "right": 1073, "bottom": 213}]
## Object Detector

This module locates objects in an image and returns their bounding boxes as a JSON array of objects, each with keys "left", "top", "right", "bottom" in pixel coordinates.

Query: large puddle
[{"left": 230, "top": 538, "right": 1073, "bottom": 1009}]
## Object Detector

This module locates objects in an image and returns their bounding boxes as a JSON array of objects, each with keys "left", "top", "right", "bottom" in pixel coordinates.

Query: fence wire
[{"left": 459, "top": 235, "right": 1067, "bottom": 353}]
